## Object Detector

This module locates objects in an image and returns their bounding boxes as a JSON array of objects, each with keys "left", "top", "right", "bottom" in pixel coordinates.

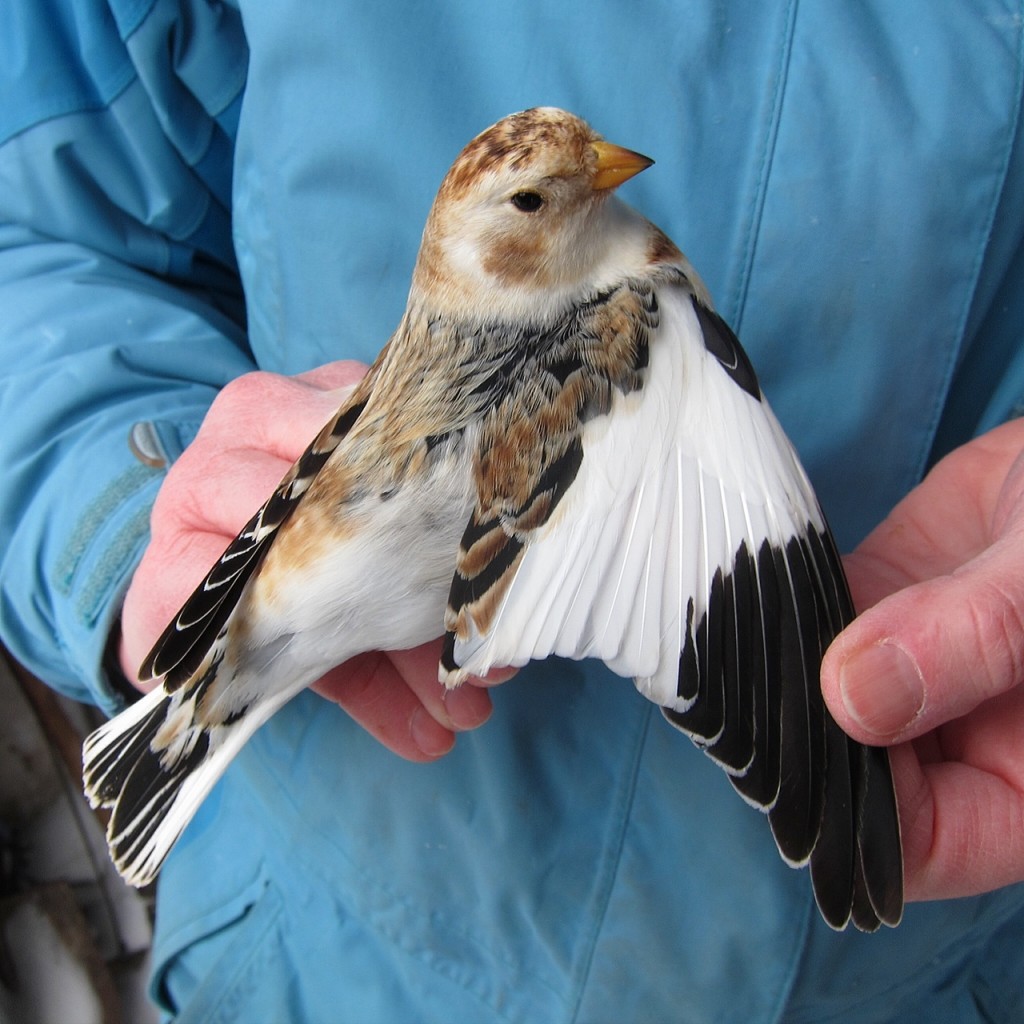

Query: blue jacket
[{"left": 2, "top": 2, "right": 1023, "bottom": 1021}]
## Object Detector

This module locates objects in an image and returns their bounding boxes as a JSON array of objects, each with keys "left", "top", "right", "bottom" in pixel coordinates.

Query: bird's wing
[
  {"left": 138, "top": 379, "right": 375, "bottom": 691},
  {"left": 442, "top": 279, "right": 902, "bottom": 931}
]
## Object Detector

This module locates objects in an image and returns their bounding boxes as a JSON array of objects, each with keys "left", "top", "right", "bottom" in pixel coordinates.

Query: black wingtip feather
[
  {"left": 852, "top": 742, "right": 904, "bottom": 927},
  {"left": 704, "top": 544, "right": 758, "bottom": 774},
  {"left": 664, "top": 521, "right": 904, "bottom": 931},
  {"left": 141, "top": 525, "right": 269, "bottom": 689},
  {"left": 84, "top": 698, "right": 170, "bottom": 807},
  {"left": 808, "top": 718, "right": 856, "bottom": 929},
  {"left": 665, "top": 569, "right": 726, "bottom": 743},
  {"left": 729, "top": 538, "right": 783, "bottom": 809},
  {"left": 765, "top": 536, "right": 827, "bottom": 866},
  {"left": 441, "top": 632, "right": 459, "bottom": 674},
  {"left": 691, "top": 298, "right": 762, "bottom": 400}
]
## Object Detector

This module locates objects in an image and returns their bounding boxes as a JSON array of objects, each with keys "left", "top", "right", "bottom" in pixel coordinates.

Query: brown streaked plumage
[
  {"left": 437, "top": 107, "right": 599, "bottom": 202},
  {"left": 83, "top": 108, "right": 902, "bottom": 934}
]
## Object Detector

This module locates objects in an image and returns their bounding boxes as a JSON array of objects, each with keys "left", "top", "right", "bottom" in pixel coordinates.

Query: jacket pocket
[{"left": 152, "top": 874, "right": 284, "bottom": 1023}]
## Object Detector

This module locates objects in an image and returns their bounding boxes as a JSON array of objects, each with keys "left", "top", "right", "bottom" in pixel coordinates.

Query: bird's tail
[{"left": 82, "top": 681, "right": 279, "bottom": 887}]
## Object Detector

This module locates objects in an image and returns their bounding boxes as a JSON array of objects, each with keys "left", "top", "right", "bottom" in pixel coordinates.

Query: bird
[{"left": 83, "top": 106, "right": 903, "bottom": 931}]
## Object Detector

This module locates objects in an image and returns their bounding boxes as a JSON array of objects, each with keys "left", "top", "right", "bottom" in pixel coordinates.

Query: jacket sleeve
[{"left": 0, "top": 0, "right": 253, "bottom": 712}]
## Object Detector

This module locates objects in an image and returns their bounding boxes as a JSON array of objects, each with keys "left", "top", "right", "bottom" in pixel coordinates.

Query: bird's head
[{"left": 412, "top": 108, "right": 656, "bottom": 321}]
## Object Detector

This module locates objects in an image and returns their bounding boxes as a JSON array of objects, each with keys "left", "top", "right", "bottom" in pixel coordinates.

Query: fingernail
[
  {"left": 441, "top": 685, "right": 493, "bottom": 731},
  {"left": 474, "top": 666, "right": 519, "bottom": 686},
  {"left": 839, "top": 641, "right": 925, "bottom": 738},
  {"left": 410, "top": 708, "right": 454, "bottom": 757}
]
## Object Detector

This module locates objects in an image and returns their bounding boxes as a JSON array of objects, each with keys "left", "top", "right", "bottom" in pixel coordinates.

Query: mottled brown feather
[
  {"left": 445, "top": 277, "right": 669, "bottom": 645},
  {"left": 439, "top": 108, "right": 599, "bottom": 203}
]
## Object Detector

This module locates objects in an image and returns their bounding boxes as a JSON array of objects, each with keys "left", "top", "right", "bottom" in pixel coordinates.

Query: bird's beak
[{"left": 591, "top": 141, "right": 654, "bottom": 191}]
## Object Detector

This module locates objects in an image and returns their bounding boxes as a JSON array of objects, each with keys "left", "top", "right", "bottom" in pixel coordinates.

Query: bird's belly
[{"left": 242, "top": 456, "right": 475, "bottom": 676}]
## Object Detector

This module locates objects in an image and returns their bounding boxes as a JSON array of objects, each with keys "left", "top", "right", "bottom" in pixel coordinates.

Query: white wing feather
[{"left": 450, "top": 286, "right": 825, "bottom": 698}]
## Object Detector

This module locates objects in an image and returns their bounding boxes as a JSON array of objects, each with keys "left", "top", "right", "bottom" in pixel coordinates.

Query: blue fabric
[
  {"left": 0, "top": 0, "right": 251, "bottom": 711},
  {"left": 2, "top": 1, "right": 1024, "bottom": 1021}
]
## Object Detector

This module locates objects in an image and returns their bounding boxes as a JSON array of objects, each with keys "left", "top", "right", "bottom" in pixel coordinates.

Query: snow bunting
[{"left": 83, "top": 107, "right": 902, "bottom": 931}]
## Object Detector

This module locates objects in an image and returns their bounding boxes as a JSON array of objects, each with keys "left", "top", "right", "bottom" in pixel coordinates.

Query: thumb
[{"left": 822, "top": 539, "right": 1024, "bottom": 744}]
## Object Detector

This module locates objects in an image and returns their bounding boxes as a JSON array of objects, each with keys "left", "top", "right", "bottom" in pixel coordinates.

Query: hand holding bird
[
  {"left": 117, "top": 360, "right": 496, "bottom": 761},
  {"left": 85, "top": 107, "right": 904, "bottom": 931},
  {"left": 822, "top": 417, "right": 1024, "bottom": 904}
]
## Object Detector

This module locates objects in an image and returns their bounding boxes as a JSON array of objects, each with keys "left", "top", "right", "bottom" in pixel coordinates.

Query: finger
[
  {"left": 903, "top": 762, "right": 1024, "bottom": 901},
  {"left": 162, "top": 367, "right": 370, "bottom": 538},
  {"left": 386, "top": 640, "right": 493, "bottom": 732},
  {"left": 152, "top": 447, "right": 292, "bottom": 541},
  {"left": 840, "top": 423, "right": 1024, "bottom": 613},
  {"left": 892, "top": 687, "right": 1024, "bottom": 901},
  {"left": 312, "top": 638, "right": 495, "bottom": 760},
  {"left": 823, "top": 536, "right": 1024, "bottom": 743},
  {"left": 464, "top": 665, "right": 520, "bottom": 687},
  {"left": 120, "top": 528, "right": 238, "bottom": 681},
  {"left": 203, "top": 372, "right": 354, "bottom": 465},
  {"left": 312, "top": 651, "right": 456, "bottom": 762},
  {"left": 168, "top": 364, "right": 368, "bottom": 521}
]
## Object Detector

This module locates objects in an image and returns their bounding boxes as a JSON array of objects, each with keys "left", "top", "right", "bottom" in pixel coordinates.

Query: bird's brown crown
[{"left": 439, "top": 107, "right": 599, "bottom": 203}]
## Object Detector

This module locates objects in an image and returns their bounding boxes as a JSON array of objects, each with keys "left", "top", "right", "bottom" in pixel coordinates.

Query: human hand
[
  {"left": 119, "top": 362, "right": 495, "bottom": 761},
  {"left": 822, "top": 419, "right": 1024, "bottom": 903}
]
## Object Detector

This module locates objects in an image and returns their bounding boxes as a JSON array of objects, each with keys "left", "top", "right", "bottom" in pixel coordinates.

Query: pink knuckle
[
  {"left": 967, "top": 577, "right": 1024, "bottom": 694},
  {"left": 213, "top": 371, "right": 282, "bottom": 412}
]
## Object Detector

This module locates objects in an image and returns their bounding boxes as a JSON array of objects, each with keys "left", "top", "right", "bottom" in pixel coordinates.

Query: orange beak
[{"left": 591, "top": 141, "right": 654, "bottom": 190}]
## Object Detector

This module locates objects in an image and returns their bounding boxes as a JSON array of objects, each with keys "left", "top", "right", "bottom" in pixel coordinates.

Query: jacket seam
[
  {"left": 916, "top": 0, "right": 1024, "bottom": 476},
  {"left": 569, "top": 704, "right": 654, "bottom": 1022},
  {"left": 0, "top": 62, "right": 137, "bottom": 150},
  {"left": 729, "top": 0, "right": 799, "bottom": 336}
]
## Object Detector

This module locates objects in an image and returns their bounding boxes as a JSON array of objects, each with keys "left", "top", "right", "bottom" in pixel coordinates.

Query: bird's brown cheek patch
[{"left": 481, "top": 231, "right": 552, "bottom": 288}]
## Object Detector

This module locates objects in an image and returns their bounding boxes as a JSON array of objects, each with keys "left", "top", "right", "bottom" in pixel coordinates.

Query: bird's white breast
[{"left": 240, "top": 443, "right": 478, "bottom": 682}]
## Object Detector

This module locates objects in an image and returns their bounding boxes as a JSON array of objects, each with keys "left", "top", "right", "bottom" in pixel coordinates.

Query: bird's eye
[{"left": 510, "top": 191, "right": 545, "bottom": 213}]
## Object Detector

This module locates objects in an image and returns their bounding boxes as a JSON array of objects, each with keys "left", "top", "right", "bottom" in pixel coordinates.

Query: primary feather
[{"left": 84, "top": 107, "right": 902, "bottom": 930}]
